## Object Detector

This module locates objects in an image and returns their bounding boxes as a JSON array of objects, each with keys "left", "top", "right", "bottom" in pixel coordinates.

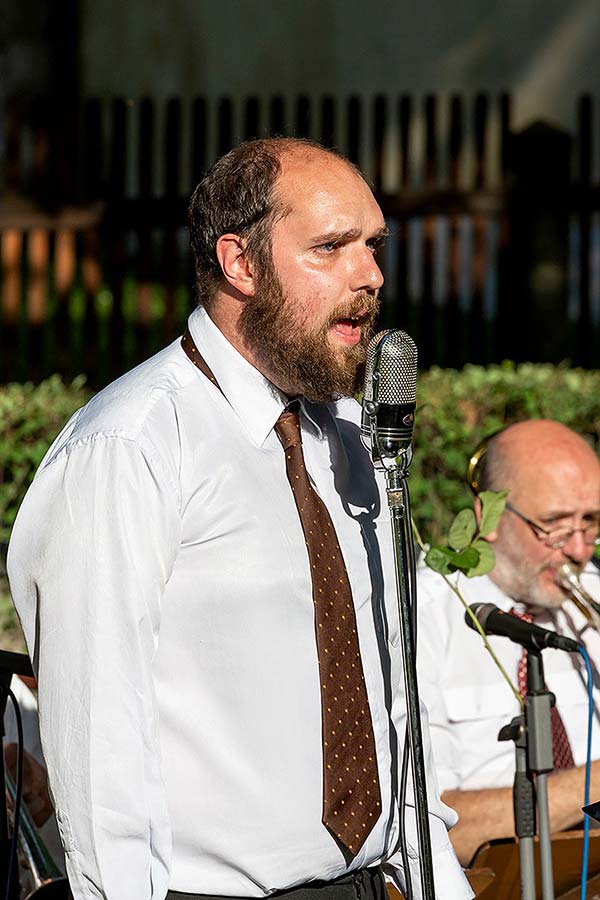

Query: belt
[{"left": 166, "top": 865, "right": 386, "bottom": 900}]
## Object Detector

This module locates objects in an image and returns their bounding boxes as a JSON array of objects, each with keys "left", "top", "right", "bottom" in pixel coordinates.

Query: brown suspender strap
[{"left": 181, "top": 328, "right": 222, "bottom": 393}]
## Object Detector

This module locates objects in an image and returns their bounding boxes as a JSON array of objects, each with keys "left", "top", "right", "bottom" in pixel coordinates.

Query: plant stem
[{"left": 411, "top": 518, "right": 523, "bottom": 707}]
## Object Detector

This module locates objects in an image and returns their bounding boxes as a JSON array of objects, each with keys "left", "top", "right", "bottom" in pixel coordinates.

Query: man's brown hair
[{"left": 188, "top": 137, "right": 351, "bottom": 306}]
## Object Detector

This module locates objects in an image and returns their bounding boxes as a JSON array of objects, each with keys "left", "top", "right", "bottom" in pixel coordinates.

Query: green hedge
[
  {"left": 0, "top": 376, "right": 93, "bottom": 544},
  {"left": 2, "top": 363, "right": 600, "bottom": 547},
  {"left": 412, "top": 362, "right": 600, "bottom": 542}
]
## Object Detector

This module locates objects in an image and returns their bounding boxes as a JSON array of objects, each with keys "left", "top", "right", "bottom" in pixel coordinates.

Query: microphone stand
[
  {"left": 361, "top": 328, "right": 433, "bottom": 898},
  {"left": 499, "top": 649, "right": 555, "bottom": 900},
  {"left": 382, "top": 452, "right": 435, "bottom": 900}
]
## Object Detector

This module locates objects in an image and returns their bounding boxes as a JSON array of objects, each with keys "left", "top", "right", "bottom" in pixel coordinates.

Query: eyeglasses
[{"left": 506, "top": 502, "right": 600, "bottom": 549}]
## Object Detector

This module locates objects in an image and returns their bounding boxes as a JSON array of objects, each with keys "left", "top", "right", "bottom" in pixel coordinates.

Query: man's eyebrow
[
  {"left": 539, "top": 509, "right": 600, "bottom": 522},
  {"left": 310, "top": 225, "right": 390, "bottom": 245},
  {"left": 372, "top": 225, "right": 391, "bottom": 241}
]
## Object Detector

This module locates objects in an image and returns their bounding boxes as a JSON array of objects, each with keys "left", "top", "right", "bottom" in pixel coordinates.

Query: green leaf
[
  {"left": 449, "top": 547, "right": 480, "bottom": 571},
  {"left": 448, "top": 508, "right": 477, "bottom": 550},
  {"left": 424, "top": 546, "right": 455, "bottom": 575},
  {"left": 478, "top": 490, "right": 509, "bottom": 537},
  {"left": 465, "top": 539, "right": 496, "bottom": 577},
  {"left": 425, "top": 544, "right": 479, "bottom": 575}
]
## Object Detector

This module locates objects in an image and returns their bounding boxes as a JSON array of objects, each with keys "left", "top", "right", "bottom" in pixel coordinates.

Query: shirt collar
[{"left": 185, "top": 306, "right": 302, "bottom": 447}]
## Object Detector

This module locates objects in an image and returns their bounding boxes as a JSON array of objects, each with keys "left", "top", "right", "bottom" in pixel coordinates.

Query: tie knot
[
  {"left": 509, "top": 606, "right": 534, "bottom": 625},
  {"left": 275, "top": 410, "right": 301, "bottom": 451}
]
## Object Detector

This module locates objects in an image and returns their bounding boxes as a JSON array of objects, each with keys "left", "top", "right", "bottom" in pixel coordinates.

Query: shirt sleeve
[
  {"left": 7, "top": 433, "right": 181, "bottom": 899},
  {"left": 382, "top": 701, "right": 473, "bottom": 900},
  {"left": 383, "top": 833, "right": 473, "bottom": 900},
  {"left": 415, "top": 573, "right": 462, "bottom": 794}
]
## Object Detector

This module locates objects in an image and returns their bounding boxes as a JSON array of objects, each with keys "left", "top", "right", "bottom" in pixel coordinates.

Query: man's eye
[
  {"left": 542, "top": 522, "right": 568, "bottom": 533},
  {"left": 583, "top": 515, "right": 600, "bottom": 526},
  {"left": 317, "top": 242, "right": 338, "bottom": 253}
]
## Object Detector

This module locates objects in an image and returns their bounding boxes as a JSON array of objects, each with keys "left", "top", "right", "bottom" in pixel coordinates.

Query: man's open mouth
[
  {"left": 335, "top": 314, "right": 361, "bottom": 327},
  {"left": 331, "top": 314, "right": 367, "bottom": 342}
]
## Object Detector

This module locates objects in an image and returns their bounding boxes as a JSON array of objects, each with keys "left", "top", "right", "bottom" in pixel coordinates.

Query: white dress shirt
[
  {"left": 7, "top": 307, "right": 471, "bottom": 900},
  {"left": 416, "top": 563, "right": 600, "bottom": 793}
]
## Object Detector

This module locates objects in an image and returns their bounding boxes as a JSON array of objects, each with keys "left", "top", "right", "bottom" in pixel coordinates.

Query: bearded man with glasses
[{"left": 416, "top": 418, "right": 600, "bottom": 865}]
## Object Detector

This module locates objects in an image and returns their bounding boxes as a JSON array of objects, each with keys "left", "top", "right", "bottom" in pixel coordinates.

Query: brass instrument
[
  {"left": 5, "top": 767, "right": 68, "bottom": 899},
  {"left": 556, "top": 562, "right": 600, "bottom": 631},
  {"left": 466, "top": 433, "right": 499, "bottom": 495}
]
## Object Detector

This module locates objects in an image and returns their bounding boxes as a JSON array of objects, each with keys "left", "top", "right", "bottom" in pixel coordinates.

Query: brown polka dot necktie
[
  {"left": 510, "top": 608, "right": 575, "bottom": 770},
  {"left": 275, "top": 408, "right": 382, "bottom": 857}
]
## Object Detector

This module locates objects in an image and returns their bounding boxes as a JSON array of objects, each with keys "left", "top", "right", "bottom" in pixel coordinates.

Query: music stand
[{"left": 468, "top": 829, "right": 600, "bottom": 900}]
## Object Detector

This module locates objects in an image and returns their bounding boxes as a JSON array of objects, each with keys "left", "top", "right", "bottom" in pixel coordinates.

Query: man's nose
[
  {"left": 351, "top": 247, "right": 384, "bottom": 293},
  {"left": 563, "top": 529, "right": 590, "bottom": 564}
]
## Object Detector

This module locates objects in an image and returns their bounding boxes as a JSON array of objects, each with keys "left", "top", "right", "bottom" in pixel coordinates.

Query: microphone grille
[{"left": 364, "top": 329, "right": 417, "bottom": 404}]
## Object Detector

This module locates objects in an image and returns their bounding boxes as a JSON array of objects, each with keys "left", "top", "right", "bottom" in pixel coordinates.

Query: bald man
[
  {"left": 416, "top": 420, "right": 600, "bottom": 864},
  {"left": 8, "top": 138, "right": 470, "bottom": 900}
]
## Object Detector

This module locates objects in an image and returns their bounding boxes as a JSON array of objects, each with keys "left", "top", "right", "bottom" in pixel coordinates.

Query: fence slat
[
  {"left": 191, "top": 97, "right": 208, "bottom": 190},
  {"left": 269, "top": 96, "right": 286, "bottom": 136},
  {"left": 243, "top": 96, "right": 261, "bottom": 142},
  {"left": 577, "top": 94, "right": 593, "bottom": 367},
  {"left": 418, "top": 94, "right": 437, "bottom": 367},
  {"left": 106, "top": 97, "right": 128, "bottom": 381},
  {"left": 295, "top": 96, "right": 311, "bottom": 139},
  {"left": 217, "top": 98, "right": 234, "bottom": 157},
  {"left": 373, "top": 95, "right": 387, "bottom": 194},
  {"left": 163, "top": 98, "right": 183, "bottom": 345},
  {"left": 320, "top": 96, "right": 335, "bottom": 149},
  {"left": 445, "top": 95, "right": 464, "bottom": 367},
  {"left": 346, "top": 96, "right": 361, "bottom": 166},
  {"left": 469, "top": 93, "right": 489, "bottom": 363},
  {"left": 392, "top": 95, "right": 412, "bottom": 337}
]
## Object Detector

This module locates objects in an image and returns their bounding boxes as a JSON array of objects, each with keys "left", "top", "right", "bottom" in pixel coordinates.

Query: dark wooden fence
[{"left": 1, "top": 93, "right": 599, "bottom": 388}]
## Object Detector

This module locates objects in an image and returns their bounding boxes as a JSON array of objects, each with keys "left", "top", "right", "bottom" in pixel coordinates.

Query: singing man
[
  {"left": 8, "top": 138, "right": 470, "bottom": 900},
  {"left": 417, "top": 419, "right": 600, "bottom": 864}
]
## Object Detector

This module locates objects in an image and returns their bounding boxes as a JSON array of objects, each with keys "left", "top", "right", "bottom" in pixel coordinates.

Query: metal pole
[
  {"left": 500, "top": 714, "right": 537, "bottom": 900},
  {"left": 536, "top": 775, "right": 555, "bottom": 900},
  {"left": 525, "top": 651, "right": 555, "bottom": 900},
  {"left": 387, "top": 466, "right": 435, "bottom": 900}
]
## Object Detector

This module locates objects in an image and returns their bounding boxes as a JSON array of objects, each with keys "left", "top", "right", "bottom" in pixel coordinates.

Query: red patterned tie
[
  {"left": 275, "top": 408, "right": 382, "bottom": 857},
  {"left": 510, "top": 609, "right": 575, "bottom": 770}
]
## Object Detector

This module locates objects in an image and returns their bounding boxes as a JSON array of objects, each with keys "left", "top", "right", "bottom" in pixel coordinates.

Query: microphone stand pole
[
  {"left": 386, "top": 458, "right": 435, "bottom": 900},
  {"left": 499, "top": 649, "right": 555, "bottom": 900},
  {"left": 525, "top": 650, "right": 555, "bottom": 900},
  {"left": 499, "top": 714, "right": 536, "bottom": 900}
]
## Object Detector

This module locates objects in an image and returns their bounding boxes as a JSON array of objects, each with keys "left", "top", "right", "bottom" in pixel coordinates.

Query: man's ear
[
  {"left": 215, "top": 234, "right": 255, "bottom": 297},
  {"left": 474, "top": 496, "right": 498, "bottom": 543}
]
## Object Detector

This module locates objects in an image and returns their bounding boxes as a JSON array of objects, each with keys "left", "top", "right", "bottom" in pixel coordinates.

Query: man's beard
[
  {"left": 491, "top": 540, "right": 567, "bottom": 610},
  {"left": 238, "top": 262, "right": 380, "bottom": 402}
]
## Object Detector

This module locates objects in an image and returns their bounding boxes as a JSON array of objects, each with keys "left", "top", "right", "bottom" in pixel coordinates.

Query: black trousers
[{"left": 166, "top": 866, "right": 387, "bottom": 900}]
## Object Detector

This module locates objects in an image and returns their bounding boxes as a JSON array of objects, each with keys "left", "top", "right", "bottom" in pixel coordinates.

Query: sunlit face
[
  {"left": 490, "top": 448, "right": 600, "bottom": 610},
  {"left": 239, "top": 150, "right": 387, "bottom": 401}
]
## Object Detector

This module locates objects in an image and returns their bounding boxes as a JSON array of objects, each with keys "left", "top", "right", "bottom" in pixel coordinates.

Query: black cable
[
  {"left": 4, "top": 688, "right": 23, "bottom": 900},
  {"left": 395, "top": 482, "right": 420, "bottom": 900},
  {"left": 397, "top": 724, "right": 413, "bottom": 900}
]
